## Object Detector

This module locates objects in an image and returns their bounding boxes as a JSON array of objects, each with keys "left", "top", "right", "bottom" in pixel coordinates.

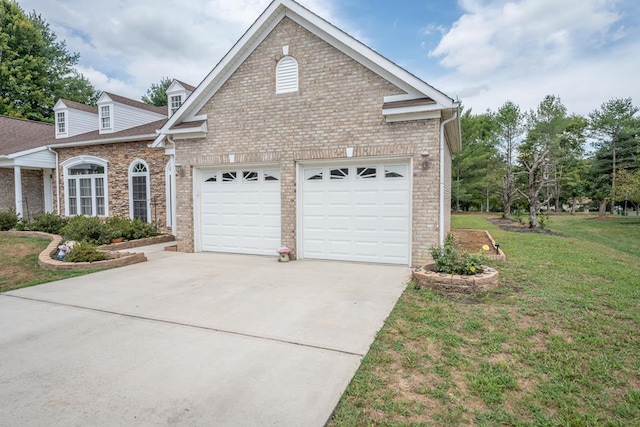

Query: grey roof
[
  {"left": 49, "top": 119, "right": 167, "bottom": 146},
  {"left": 103, "top": 92, "right": 167, "bottom": 115},
  {"left": 0, "top": 115, "right": 53, "bottom": 156},
  {"left": 58, "top": 99, "right": 99, "bottom": 114}
]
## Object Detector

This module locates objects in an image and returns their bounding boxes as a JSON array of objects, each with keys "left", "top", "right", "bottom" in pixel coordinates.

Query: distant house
[{"left": 152, "top": 0, "right": 461, "bottom": 266}]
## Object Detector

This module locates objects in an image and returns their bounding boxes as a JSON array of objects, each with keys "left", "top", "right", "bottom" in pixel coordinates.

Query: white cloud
[
  {"left": 17, "top": 0, "right": 352, "bottom": 101},
  {"left": 426, "top": 0, "right": 639, "bottom": 115}
]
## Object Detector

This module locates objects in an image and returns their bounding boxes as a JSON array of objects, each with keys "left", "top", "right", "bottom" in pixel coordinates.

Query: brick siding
[{"left": 0, "top": 168, "right": 45, "bottom": 219}]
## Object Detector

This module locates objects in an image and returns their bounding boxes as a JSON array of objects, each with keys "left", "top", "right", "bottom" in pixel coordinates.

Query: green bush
[
  {"left": 430, "top": 234, "right": 487, "bottom": 275},
  {"left": 106, "top": 216, "right": 159, "bottom": 241},
  {"left": 0, "top": 208, "right": 19, "bottom": 231},
  {"left": 23, "top": 212, "right": 68, "bottom": 234},
  {"left": 61, "top": 215, "right": 111, "bottom": 245},
  {"left": 64, "top": 241, "right": 107, "bottom": 263}
]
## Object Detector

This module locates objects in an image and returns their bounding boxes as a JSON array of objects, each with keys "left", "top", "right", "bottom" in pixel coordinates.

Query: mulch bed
[
  {"left": 450, "top": 229, "right": 493, "bottom": 253},
  {"left": 489, "top": 218, "right": 566, "bottom": 237}
]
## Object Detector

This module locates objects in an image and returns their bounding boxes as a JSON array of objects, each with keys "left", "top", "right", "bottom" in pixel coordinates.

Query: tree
[
  {"left": 615, "top": 169, "right": 640, "bottom": 215},
  {"left": 454, "top": 108, "right": 501, "bottom": 212},
  {"left": 589, "top": 98, "right": 640, "bottom": 214},
  {"left": 141, "top": 77, "right": 173, "bottom": 107},
  {"left": 495, "top": 101, "right": 525, "bottom": 217},
  {"left": 519, "top": 95, "right": 570, "bottom": 228},
  {"left": 0, "top": 1, "right": 98, "bottom": 122}
]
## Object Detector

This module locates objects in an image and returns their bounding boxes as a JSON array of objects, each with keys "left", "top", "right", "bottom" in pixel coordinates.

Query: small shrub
[
  {"left": 61, "top": 215, "right": 111, "bottom": 245},
  {"left": 64, "top": 241, "right": 107, "bottom": 263},
  {"left": 430, "top": 234, "right": 487, "bottom": 275},
  {"left": 0, "top": 208, "right": 19, "bottom": 231},
  {"left": 538, "top": 211, "right": 549, "bottom": 229},
  {"left": 106, "top": 216, "right": 159, "bottom": 241},
  {"left": 23, "top": 212, "right": 68, "bottom": 234}
]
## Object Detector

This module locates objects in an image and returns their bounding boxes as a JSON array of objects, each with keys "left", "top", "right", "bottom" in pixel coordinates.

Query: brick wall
[
  {"left": 0, "top": 168, "right": 45, "bottom": 219},
  {"left": 54, "top": 141, "right": 168, "bottom": 225},
  {"left": 175, "top": 17, "right": 443, "bottom": 265}
]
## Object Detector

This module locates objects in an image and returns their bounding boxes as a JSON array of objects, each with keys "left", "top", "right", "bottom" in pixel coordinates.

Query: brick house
[
  {"left": 153, "top": 0, "right": 461, "bottom": 266},
  {"left": 1, "top": 82, "right": 194, "bottom": 227}
]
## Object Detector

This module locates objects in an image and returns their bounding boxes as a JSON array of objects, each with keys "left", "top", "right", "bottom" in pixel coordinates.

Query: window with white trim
[
  {"left": 56, "top": 112, "right": 66, "bottom": 134},
  {"left": 276, "top": 56, "right": 299, "bottom": 94},
  {"left": 100, "top": 105, "right": 111, "bottom": 129},
  {"left": 129, "top": 160, "right": 150, "bottom": 222},
  {"left": 170, "top": 95, "right": 182, "bottom": 115},
  {"left": 65, "top": 162, "right": 107, "bottom": 216}
]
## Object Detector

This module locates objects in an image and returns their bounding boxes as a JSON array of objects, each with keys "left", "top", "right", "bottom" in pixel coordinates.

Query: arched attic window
[{"left": 276, "top": 56, "right": 299, "bottom": 94}]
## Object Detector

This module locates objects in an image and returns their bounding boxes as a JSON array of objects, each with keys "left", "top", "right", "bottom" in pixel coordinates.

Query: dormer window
[
  {"left": 56, "top": 112, "right": 66, "bottom": 135},
  {"left": 170, "top": 95, "right": 182, "bottom": 115},
  {"left": 100, "top": 106, "right": 111, "bottom": 130}
]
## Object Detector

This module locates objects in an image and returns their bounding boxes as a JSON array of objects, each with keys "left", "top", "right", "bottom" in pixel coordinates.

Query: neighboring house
[
  {"left": 1, "top": 82, "right": 194, "bottom": 227},
  {"left": 0, "top": 116, "right": 56, "bottom": 221},
  {"left": 153, "top": 0, "right": 461, "bottom": 266}
]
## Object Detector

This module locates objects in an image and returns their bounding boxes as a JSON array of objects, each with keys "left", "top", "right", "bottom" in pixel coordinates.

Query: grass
[
  {"left": 0, "top": 236, "right": 93, "bottom": 293},
  {"left": 329, "top": 214, "right": 640, "bottom": 426}
]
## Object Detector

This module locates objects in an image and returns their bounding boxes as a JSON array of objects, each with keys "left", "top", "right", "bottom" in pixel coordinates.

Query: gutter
[
  {"left": 439, "top": 111, "right": 458, "bottom": 246},
  {"left": 51, "top": 133, "right": 157, "bottom": 148},
  {"left": 47, "top": 147, "right": 61, "bottom": 215},
  {"left": 167, "top": 136, "right": 178, "bottom": 236}
]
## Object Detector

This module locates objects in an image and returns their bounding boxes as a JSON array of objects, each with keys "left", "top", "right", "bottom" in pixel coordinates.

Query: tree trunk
[
  {"left": 599, "top": 199, "right": 607, "bottom": 217},
  {"left": 529, "top": 207, "right": 538, "bottom": 228},
  {"left": 570, "top": 198, "right": 577, "bottom": 215}
]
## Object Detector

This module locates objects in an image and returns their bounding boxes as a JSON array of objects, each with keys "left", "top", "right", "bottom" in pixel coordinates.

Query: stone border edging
[
  {"left": 412, "top": 263, "right": 499, "bottom": 294},
  {"left": 99, "top": 234, "right": 175, "bottom": 250},
  {"left": 1, "top": 230, "right": 147, "bottom": 271}
]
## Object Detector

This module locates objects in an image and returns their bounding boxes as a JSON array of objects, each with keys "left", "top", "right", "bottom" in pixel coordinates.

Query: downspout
[
  {"left": 47, "top": 147, "right": 61, "bottom": 215},
  {"left": 439, "top": 111, "right": 458, "bottom": 246}
]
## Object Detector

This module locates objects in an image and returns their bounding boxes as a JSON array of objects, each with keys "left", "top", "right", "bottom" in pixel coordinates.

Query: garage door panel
[
  {"left": 200, "top": 168, "right": 281, "bottom": 256},
  {"left": 302, "top": 162, "right": 410, "bottom": 265}
]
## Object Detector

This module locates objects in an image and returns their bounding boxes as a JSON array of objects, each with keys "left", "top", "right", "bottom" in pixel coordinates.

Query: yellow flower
[
  {"left": 470, "top": 266, "right": 476, "bottom": 273},
  {"left": 482, "top": 244, "right": 490, "bottom": 251}
]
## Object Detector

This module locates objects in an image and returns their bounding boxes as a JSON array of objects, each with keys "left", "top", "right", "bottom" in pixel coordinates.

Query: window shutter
[{"left": 276, "top": 56, "right": 299, "bottom": 94}]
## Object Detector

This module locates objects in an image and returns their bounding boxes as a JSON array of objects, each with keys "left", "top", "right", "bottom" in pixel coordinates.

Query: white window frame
[
  {"left": 128, "top": 159, "right": 151, "bottom": 223},
  {"left": 170, "top": 95, "right": 182, "bottom": 115},
  {"left": 56, "top": 111, "right": 66, "bottom": 136},
  {"left": 276, "top": 56, "right": 299, "bottom": 94},
  {"left": 100, "top": 105, "right": 112, "bottom": 131},
  {"left": 61, "top": 156, "right": 109, "bottom": 217}
]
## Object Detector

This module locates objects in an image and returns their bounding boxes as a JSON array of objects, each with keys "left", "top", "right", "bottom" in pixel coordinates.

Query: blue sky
[{"left": 17, "top": 0, "right": 640, "bottom": 116}]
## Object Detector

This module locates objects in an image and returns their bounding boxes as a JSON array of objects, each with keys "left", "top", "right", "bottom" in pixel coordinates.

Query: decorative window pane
[
  {"left": 70, "top": 164, "right": 104, "bottom": 175},
  {"left": 243, "top": 171, "right": 258, "bottom": 182},
  {"left": 95, "top": 178, "right": 105, "bottom": 216},
  {"left": 170, "top": 95, "right": 182, "bottom": 115},
  {"left": 66, "top": 161, "right": 107, "bottom": 217},
  {"left": 263, "top": 169, "right": 280, "bottom": 181},
  {"left": 132, "top": 176, "right": 147, "bottom": 222},
  {"left": 222, "top": 171, "right": 237, "bottom": 182},
  {"left": 276, "top": 56, "right": 299, "bottom": 94},
  {"left": 384, "top": 164, "right": 407, "bottom": 179},
  {"left": 101, "top": 106, "right": 111, "bottom": 129},
  {"left": 80, "top": 178, "right": 93, "bottom": 215},
  {"left": 330, "top": 168, "right": 349, "bottom": 180},
  {"left": 132, "top": 163, "right": 147, "bottom": 173},
  {"left": 203, "top": 172, "right": 217, "bottom": 182},
  {"left": 304, "top": 168, "right": 323, "bottom": 181},
  {"left": 57, "top": 112, "right": 65, "bottom": 134},
  {"left": 357, "top": 167, "right": 377, "bottom": 179}
]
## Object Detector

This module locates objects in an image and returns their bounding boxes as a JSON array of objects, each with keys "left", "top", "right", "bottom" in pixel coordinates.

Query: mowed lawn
[
  {"left": 0, "top": 236, "right": 90, "bottom": 293},
  {"left": 330, "top": 214, "right": 640, "bottom": 426}
]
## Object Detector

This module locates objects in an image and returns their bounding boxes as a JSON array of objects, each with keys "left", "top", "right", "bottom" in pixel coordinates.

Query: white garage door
[
  {"left": 301, "top": 161, "right": 411, "bottom": 265},
  {"left": 199, "top": 168, "right": 281, "bottom": 255}
]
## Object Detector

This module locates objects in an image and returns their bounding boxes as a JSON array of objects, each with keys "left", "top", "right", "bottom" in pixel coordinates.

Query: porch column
[
  {"left": 14, "top": 165, "right": 23, "bottom": 218},
  {"left": 43, "top": 168, "right": 54, "bottom": 213}
]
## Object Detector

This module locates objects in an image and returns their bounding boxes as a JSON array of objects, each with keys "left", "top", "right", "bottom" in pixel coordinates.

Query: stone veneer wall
[
  {"left": 0, "top": 168, "right": 45, "bottom": 218},
  {"left": 174, "top": 17, "right": 443, "bottom": 265},
  {"left": 54, "top": 141, "right": 168, "bottom": 225}
]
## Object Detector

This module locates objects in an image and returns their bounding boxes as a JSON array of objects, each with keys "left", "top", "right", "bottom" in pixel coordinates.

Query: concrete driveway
[{"left": 0, "top": 248, "right": 408, "bottom": 426}]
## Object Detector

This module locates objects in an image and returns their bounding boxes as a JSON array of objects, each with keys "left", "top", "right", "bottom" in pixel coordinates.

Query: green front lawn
[
  {"left": 0, "top": 236, "right": 92, "bottom": 293},
  {"left": 330, "top": 214, "right": 640, "bottom": 426}
]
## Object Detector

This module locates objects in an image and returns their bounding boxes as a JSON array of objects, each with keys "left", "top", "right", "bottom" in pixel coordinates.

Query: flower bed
[{"left": 412, "top": 263, "right": 499, "bottom": 294}]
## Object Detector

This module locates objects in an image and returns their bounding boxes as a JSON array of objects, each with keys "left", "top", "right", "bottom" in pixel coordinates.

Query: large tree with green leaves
[
  {"left": 141, "top": 76, "right": 173, "bottom": 107},
  {"left": 588, "top": 98, "right": 640, "bottom": 214},
  {"left": 495, "top": 101, "right": 525, "bottom": 217},
  {"left": 0, "top": 0, "right": 98, "bottom": 122}
]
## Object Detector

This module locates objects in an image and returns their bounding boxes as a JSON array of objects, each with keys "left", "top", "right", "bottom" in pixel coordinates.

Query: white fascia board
[
  {"left": 49, "top": 134, "right": 157, "bottom": 148},
  {"left": 384, "top": 111, "right": 441, "bottom": 123},
  {"left": 151, "top": 133, "right": 166, "bottom": 148},
  {"left": 382, "top": 103, "right": 443, "bottom": 116},
  {"left": 6, "top": 146, "right": 52, "bottom": 159},
  {"left": 170, "top": 131, "right": 207, "bottom": 140},
  {"left": 96, "top": 92, "right": 112, "bottom": 104},
  {"left": 53, "top": 99, "right": 67, "bottom": 110},
  {"left": 164, "top": 122, "right": 208, "bottom": 136},
  {"left": 166, "top": 80, "right": 186, "bottom": 94}
]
